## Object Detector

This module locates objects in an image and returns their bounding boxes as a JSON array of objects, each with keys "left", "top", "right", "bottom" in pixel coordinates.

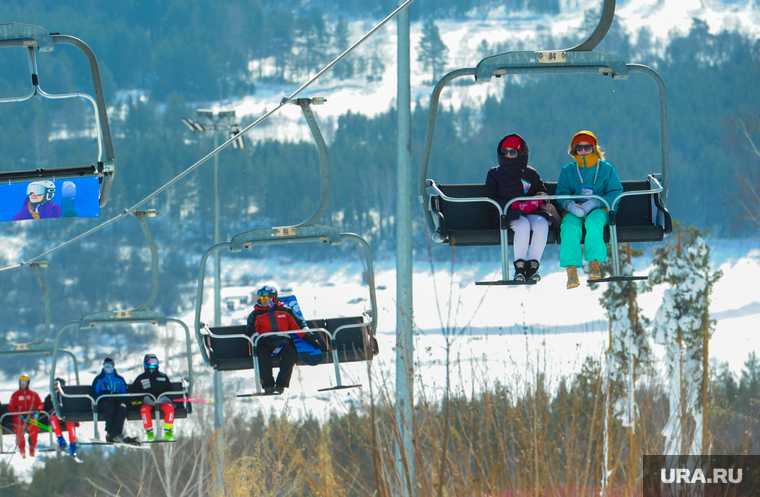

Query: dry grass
[{"left": 209, "top": 352, "right": 688, "bottom": 497}]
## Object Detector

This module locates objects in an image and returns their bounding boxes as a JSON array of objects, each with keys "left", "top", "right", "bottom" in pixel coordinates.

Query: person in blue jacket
[
  {"left": 90, "top": 357, "right": 133, "bottom": 443},
  {"left": 556, "top": 131, "right": 623, "bottom": 289}
]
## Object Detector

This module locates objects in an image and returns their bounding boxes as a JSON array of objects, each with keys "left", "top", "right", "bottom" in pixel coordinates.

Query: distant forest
[{"left": 0, "top": 1, "right": 759, "bottom": 344}]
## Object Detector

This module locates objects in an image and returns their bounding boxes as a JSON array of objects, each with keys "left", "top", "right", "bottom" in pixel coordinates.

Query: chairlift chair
[
  {"left": 0, "top": 409, "right": 56, "bottom": 454},
  {"left": 193, "top": 97, "right": 379, "bottom": 396},
  {"left": 47, "top": 211, "right": 196, "bottom": 441},
  {"left": 418, "top": 0, "right": 672, "bottom": 285},
  {"left": 0, "top": 23, "right": 115, "bottom": 206}
]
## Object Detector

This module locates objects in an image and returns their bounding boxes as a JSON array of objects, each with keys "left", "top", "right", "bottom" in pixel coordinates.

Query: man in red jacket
[
  {"left": 8, "top": 374, "right": 44, "bottom": 458},
  {"left": 245, "top": 286, "right": 306, "bottom": 394}
]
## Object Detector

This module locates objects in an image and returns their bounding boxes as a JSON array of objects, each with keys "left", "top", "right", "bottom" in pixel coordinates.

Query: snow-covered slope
[{"left": 229, "top": 0, "right": 760, "bottom": 144}]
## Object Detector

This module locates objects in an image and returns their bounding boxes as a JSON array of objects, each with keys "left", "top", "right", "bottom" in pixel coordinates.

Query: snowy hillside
[
  {"left": 2, "top": 238, "right": 758, "bottom": 474},
  {"left": 230, "top": 0, "right": 760, "bottom": 144}
]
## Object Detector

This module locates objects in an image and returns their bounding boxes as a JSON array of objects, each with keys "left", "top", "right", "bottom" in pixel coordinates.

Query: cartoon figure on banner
[{"left": 13, "top": 180, "right": 61, "bottom": 220}]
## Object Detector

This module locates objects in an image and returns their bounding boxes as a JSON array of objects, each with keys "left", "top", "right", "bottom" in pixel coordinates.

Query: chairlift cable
[{"left": 0, "top": 0, "right": 419, "bottom": 273}]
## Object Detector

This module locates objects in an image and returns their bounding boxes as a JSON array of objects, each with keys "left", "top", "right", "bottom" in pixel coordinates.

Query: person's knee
[
  {"left": 511, "top": 216, "right": 529, "bottom": 230},
  {"left": 561, "top": 217, "right": 581, "bottom": 235},
  {"left": 531, "top": 216, "right": 548, "bottom": 231}
]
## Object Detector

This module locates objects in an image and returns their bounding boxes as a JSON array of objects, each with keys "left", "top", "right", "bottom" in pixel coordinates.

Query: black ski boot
[
  {"left": 525, "top": 260, "right": 541, "bottom": 282},
  {"left": 513, "top": 259, "right": 527, "bottom": 281}
]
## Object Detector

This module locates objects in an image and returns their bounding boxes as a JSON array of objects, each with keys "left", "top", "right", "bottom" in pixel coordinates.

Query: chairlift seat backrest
[
  {"left": 432, "top": 179, "right": 670, "bottom": 247},
  {"left": 205, "top": 324, "right": 320, "bottom": 370},
  {"left": 310, "top": 316, "right": 378, "bottom": 363},
  {"left": 59, "top": 385, "right": 94, "bottom": 423},
  {"left": 0, "top": 404, "right": 11, "bottom": 433},
  {"left": 205, "top": 325, "right": 254, "bottom": 371}
]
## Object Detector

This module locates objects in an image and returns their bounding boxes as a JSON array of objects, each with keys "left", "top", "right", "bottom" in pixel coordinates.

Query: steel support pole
[
  {"left": 396, "top": 3, "right": 415, "bottom": 496},
  {"left": 212, "top": 123, "right": 224, "bottom": 435}
]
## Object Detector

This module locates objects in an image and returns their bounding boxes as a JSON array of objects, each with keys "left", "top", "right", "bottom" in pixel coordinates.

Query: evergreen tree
[
  {"left": 332, "top": 16, "right": 354, "bottom": 80},
  {"left": 738, "top": 352, "right": 760, "bottom": 414},
  {"left": 724, "top": 110, "right": 760, "bottom": 230},
  {"left": 417, "top": 19, "right": 449, "bottom": 83},
  {"left": 643, "top": 224, "right": 722, "bottom": 455},
  {"left": 594, "top": 243, "right": 651, "bottom": 488},
  {"left": 595, "top": 243, "right": 652, "bottom": 423}
]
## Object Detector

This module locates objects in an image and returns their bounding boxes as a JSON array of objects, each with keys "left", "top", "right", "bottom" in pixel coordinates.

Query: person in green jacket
[{"left": 556, "top": 131, "right": 623, "bottom": 289}]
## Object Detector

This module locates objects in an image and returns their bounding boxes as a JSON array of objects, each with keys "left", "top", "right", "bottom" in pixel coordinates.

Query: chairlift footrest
[
  {"left": 236, "top": 392, "right": 282, "bottom": 398},
  {"left": 317, "top": 384, "right": 362, "bottom": 392},
  {"left": 588, "top": 276, "right": 648, "bottom": 283},
  {"left": 475, "top": 280, "right": 537, "bottom": 286}
]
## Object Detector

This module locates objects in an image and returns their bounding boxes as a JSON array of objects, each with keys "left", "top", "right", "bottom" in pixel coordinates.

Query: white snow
[{"left": 219, "top": 0, "right": 760, "bottom": 145}]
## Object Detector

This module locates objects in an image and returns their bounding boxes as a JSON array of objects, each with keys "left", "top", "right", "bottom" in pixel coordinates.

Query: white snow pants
[{"left": 509, "top": 214, "right": 548, "bottom": 262}]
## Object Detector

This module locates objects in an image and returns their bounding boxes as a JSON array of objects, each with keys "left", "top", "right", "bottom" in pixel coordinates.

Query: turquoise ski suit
[{"left": 556, "top": 150, "right": 623, "bottom": 268}]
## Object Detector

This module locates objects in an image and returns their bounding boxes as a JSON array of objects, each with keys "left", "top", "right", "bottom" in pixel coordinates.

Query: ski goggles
[
  {"left": 500, "top": 148, "right": 519, "bottom": 157},
  {"left": 146, "top": 357, "right": 159, "bottom": 369},
  {"left": 27, "top": 184, "right": 48, "bottom": 196},
  {"left": 104, "top": 363, "right": 115, "bottom": 373},
  {"left": 19, "top": 380, "right": 29, "bottom": 386},
  {"left": 574, "top": 144, "right": 594, "bottom": 153}
]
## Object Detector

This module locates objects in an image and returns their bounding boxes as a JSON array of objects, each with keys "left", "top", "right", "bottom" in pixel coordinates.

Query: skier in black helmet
[{"left": 128, "top": 354, "right": 176, "bottom": 441}]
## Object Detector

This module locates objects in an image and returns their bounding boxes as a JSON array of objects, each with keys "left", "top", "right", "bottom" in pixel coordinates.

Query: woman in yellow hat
[{"left": 556, "top": 131, "right": 623, "bottom": 289}]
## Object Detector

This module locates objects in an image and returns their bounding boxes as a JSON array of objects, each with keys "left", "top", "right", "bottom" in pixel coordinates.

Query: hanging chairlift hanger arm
[
  {"left": 564, "top": 0, "right": 616, "bottom": 52},
  {"left": 129, "top": 210, "right": 160, "bottom": 312}
]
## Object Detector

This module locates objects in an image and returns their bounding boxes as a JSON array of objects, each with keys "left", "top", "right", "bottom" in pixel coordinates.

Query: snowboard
[{"left": 278, "top": 294, "right": 324, "bottom": 366}]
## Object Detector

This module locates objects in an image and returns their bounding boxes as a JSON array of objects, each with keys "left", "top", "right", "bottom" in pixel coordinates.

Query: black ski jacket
[{"left": 128, "top": 370, "right": 174, "bottom": 405}]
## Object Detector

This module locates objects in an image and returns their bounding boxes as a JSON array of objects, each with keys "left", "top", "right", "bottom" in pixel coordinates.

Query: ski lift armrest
[
  {"left": 610, "top": 179, "right": 663, "bottom": 214},
  {"left": 0, "top": 410, "right": 51, "bottom": 435},
  {"left": 648, "top": 175, "right": 672, "bottom": 235},
  {"left": 427, "top": 179, "right": 503, "bottom": 211},
  {"left": 94, "top": 392, "right": 154, "bottom": 409}
]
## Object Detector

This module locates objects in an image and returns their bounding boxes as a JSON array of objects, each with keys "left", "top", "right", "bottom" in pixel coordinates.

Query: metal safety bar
[
  {"left": 53, "top": 387, "right": 186, "bottom": 440},
  {"left": 427, "top": 178, "right": 664, "bottom": 281},
  {"left": 0, "top": 410, "right": 53, "bottom": 453}
]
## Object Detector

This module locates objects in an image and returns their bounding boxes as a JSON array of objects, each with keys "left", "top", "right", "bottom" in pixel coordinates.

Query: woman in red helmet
[{"left": 486, "top": 134, "right": 558, "bottom": 282}]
